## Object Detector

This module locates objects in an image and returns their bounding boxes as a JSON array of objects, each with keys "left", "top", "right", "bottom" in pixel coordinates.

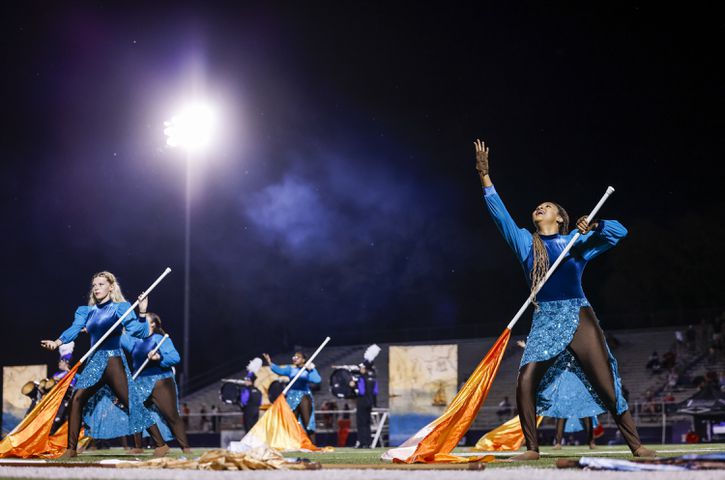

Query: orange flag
[
  {"left": 0, "top": 362, "right": 80, "bottom": 458},
  {"left": 473, "top": 415, "right": 543, "bottom": 451},
  {"left": 382, "top": 329, "right": 511, "bottom": 463},
  {"left": 235, "top": 396, "right": 319, "bottom": 452}
]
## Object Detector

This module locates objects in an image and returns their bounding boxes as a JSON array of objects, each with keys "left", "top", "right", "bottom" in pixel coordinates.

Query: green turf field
[{"left": 38, "top": 443, "right": 725, "bottom": 469}]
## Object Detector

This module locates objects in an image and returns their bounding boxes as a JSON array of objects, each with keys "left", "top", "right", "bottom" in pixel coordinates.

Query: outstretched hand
[
  {"left": 474, "top": 139, "right": 490, "bottom": 176},
  {"left": 41, "top": 339, "right": 61, "bottom": 351},
  {"left": 262, "top": 353, "right": 272, "bottom": 365}
]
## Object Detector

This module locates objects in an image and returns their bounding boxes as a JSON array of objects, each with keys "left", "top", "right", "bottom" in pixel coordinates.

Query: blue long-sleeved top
[
  {"left": 58, "top": 300, "right": 149, "bottom": 350},
  {"left": 483, "top": 185, "right": 627, "bottom": 302},
  {"left": 270, "top": 363, "right": 321, "bottom": 394},
  {"left": 121, "top": 332, "right": 180, "bottom": 377}
]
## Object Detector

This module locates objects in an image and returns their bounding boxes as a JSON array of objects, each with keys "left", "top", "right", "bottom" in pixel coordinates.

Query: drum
[
  {"left": 330, "top": 368, "right": 359, "bottom": 399},
  {"left": 220, "top": 382, "right": 241, "bottom": 405},
  {"left": 267, "top": 380, "right": 285, "bottom": 404},
  {"left": 255, "top": 366, "right": 287, "bottom": 405},
  {"left": 21, "top": 381, "right": 37, "bottom": 397},
  {"left": 39, "top": 378, "right": 56, "bottom": 393}
]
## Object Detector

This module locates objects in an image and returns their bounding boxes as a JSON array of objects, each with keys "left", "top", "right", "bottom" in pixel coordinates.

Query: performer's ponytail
[
  {"left": 147, "top": 313, "right": 167, "bottom": 336},
  {"left": 530, "top": 203, "right": 569, "bottom": 304}
]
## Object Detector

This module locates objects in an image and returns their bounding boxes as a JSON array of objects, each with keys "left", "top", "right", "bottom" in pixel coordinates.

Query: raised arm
[
  {"left": 475, "top": 140, "right": 532, "bottom": 263},
  {"left": 269, "top": 363, "right": 292, "bottom": 377},
  {"left": 475, "top": 139, "right": 493, "bottom": 188}
]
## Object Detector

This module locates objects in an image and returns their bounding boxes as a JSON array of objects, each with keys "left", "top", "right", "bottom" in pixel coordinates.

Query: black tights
[
  {"left": 133, "top": 378, "right": 190, "bottom": 449},
  {"left": 294, "top": 395, "right": 315, "bottom": 443},
  {"left": 555, "top": 417, "right": 592, "bottom": 445},
  {"left": 67, "top": 356, "right": 165, "bottom": 450},
  {"left": 517, "top": 307, "right": 641, "bottom": 452}
]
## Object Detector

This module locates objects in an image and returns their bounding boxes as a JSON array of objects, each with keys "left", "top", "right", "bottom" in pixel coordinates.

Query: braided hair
[{"left": 530, "top": 203, "right": 569, "bottom": 303}]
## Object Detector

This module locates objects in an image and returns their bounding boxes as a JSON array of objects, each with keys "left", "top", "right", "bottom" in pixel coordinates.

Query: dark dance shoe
[
  {"left": 633, "top": 446, "right": 656, "bottom": 458},
  {"left": 57, "top": 449, "right": 77, "bottom": 460},
  {"left": 153, "top": 444, "right": 170, "bottom": 458},
  {"left": 510, "top": 450, "right": 540, "bottom": 461}
]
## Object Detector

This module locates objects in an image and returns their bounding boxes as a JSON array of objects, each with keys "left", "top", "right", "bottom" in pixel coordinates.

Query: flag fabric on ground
[
  {"left": 0, "top": 362, "right": 80, "bottom": 458},
  {"left": 234, "top": 396, "right": 319, "bottom": 452},
  {"left": 473, "top": 415, "right": 543, "bottom": 451},
  {"left": 382, "top": 329, "right": 511, "bottom": 463}
]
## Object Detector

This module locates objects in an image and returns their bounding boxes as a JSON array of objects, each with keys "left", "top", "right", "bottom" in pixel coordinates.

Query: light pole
[{"left": 164, "top": 102, "right": 215, "bottom": 397}]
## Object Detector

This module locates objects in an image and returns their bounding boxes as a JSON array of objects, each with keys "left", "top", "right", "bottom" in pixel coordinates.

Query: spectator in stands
[
  {"left": 693, "top": 375, "right": 707, "bottom": 391},
  {"left": 200, "top": 404, "right": 210, "bottom": 432},
  {"left": 712, "top": 331, "right": 723, "bottom": 355},
  {"left": 686, "top": 325, "right": 697, "bottom": 352},
  {"left": 662, "top": 351, "right": 677, "bottom": 370},
  {"left": 319, "top": 400, "right": 334, "bottom": 429},
  {"left": 704, "top": 370, "right": 718, "bottom": 388},
  {"left": 497, "top": 396, "right": 513, "bottom": 422},
  {"left": 667, "top": 370, "right": 679, "bottom": 391},
  {"left": 210, "top": 404, "right": 219, "bottom": 432},
  {"left": 337, "top": 403, "right": 351, "bottom": 447},
  {"left": 642, "top": 389, "right": 657, "bottom": 415},
  {"left": 646, "top": 351, "right": 662, "bottom": 374}
]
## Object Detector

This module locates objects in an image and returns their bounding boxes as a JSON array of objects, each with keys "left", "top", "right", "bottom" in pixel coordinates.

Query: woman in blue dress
[
  {"left": 40, "top": 271, "right": 168, "bottom": 459},
  {"left": 262, "top": 351, "right": 321, "bottom": 442},
  {"left": 120, "top": 311, "right": 191, "bottom": 454},
  {"left": 473, "top": 140, "right": 655, "bottom": 460}
]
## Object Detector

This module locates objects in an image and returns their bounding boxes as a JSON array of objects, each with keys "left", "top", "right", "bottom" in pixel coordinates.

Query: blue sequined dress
[
  {"left": 484, "top": 184, "right": 629, "bottom": 419},
  {"left": 122, "top": 332, "right": 181, "bottom": 441},
  {"left": 58, "top": 300, "right": 156, "bottom": 439},
  {"left": 270, "top": 363, "right": 321, "bottom": 431}
]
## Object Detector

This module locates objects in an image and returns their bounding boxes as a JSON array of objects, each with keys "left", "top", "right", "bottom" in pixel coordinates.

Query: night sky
[{"left": 1, "top": 2, "right": 723, "bottom": 384}]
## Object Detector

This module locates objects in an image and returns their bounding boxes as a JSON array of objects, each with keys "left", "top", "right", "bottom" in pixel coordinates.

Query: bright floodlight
[{"left": 164, "top": 102, "right": 216, "bottom": 151}]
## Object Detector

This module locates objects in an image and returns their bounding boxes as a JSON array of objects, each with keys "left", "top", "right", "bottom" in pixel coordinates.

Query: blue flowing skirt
[
  {"left": 520, "top": 298, "right": 628, "bottom": 419},
  {"left": 77, "top": 349, "right": 157, "bottom": 439},
  {"left": 286, "top": 389, "right": 316, "bottom": 432},
  {"left": 136, "top": 372, "right": 177, "bottom": 442}
]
